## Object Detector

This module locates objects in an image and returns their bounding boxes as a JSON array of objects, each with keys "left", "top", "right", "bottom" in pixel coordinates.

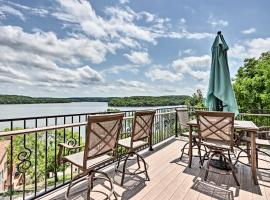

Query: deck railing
[
  {"left": 1, "top": 106, "right": 270, "bottom": 200},
  {"left": 0, "top": 107, "right": 178, "bottom": 200}
]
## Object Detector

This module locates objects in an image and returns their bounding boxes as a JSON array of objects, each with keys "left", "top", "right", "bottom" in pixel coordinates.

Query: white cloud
[
  {"left": 180, "top": 18, "right": 186, "bottom": 24},
  {"left": 0, "top": 26, "right": 105, "bottom": 90},
  {"left": 241, "top": 28, "right": 256, "bottom": 34},
  {"left": 52, "top": 0, "right": 213, "bottom": 49},
  {"left": 116, "top": 79, "right": 149, "bottom": 92},
  {"left": 172, "top": 55, "right": 210, "bottom": 81},
  {"left": 124, "top": 51, "right": 151, "bottom": 64},
  {"left": 102, "top": 64, "right": 139, "bottom": 74},
  {"left": 0, "top": 1, "right": 48, "bottom": 18},
  {"left": 183, "top": 49, "right": 193, "bottom": 54},
  {"left": 119, "top": 0, "right": 130, "bottom": 4},
  {"left": 229, "top": 38, "right": 270, "bottom": 60},
  {"left": 0, "top": 5, "right": 25, "bottom": 21},
  {"left": 0, "top": 25, "right": 119, "bottom": 65},
  {"left": 145, "top": 65, "right": 182, "bottom": 82},
  {"left": 207, "top": 15, "right": 228, "bottom": 27},
  {"left": 168, "top": 29, "right": 214, "bottom": 40}
]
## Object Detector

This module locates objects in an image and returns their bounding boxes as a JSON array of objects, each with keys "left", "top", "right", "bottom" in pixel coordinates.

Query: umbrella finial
[{"left": 217, "top": 31, "right": 222, "bottom": 35}]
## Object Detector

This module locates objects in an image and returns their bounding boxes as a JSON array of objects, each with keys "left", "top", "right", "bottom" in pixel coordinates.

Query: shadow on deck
[{"left": 39, "top": 137, "right": 270, "bottom": 200}]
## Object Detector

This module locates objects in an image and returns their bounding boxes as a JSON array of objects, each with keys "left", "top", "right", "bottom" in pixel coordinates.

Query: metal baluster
[
  {"left": 34, "top": 119, "right": 38, "bottom": 196},
  {"left": 63, "top": 117, "right": 66, "bottom": 183},
  {"left": 71, "top": 116, "right": 73, "bottom": 180},
  {"left": 9, "top": 121, "right": 13, "bottom": 200},
  {"left": 45, "top": 118, "right": 48, "bottom": 192},
  {"left": 54, "top": 118, "right": 57, "bottom": 187}
]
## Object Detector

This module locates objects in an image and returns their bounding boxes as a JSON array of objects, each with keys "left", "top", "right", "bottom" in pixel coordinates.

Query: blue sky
[{"left": 0, "top": 0, "right": 269, "bottom": 97}]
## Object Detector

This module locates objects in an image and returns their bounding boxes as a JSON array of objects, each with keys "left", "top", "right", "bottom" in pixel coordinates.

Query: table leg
[
  {"left": 250, "top": 131, "right": 258, "bottom": 185},
  {"left": 188, "top": 125, "right": 193, "bottom": 168}
]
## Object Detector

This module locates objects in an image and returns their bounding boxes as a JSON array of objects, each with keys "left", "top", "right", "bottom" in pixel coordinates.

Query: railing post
[{"left": 175, "top": 111, "right": 178, "bottom": 137}]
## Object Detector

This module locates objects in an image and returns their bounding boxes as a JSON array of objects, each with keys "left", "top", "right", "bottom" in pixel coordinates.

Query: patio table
[{"left": 187, "top": 119, "right": 259, "bottom": 184}]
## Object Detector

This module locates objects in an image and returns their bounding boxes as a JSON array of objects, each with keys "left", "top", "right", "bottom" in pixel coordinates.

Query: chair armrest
[
  {"left": 58, "top": 143, "right": 84, "bottom": 149},
  {"left": 258, "top": 126, "right": 270, "bottom": 140},
  {"left": 57, "top": 143, "right": 84, "bottom": 165}
]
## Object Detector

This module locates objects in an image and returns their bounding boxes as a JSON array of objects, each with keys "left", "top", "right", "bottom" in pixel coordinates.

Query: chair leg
[
  {"left": 115, "top": 156, "right": 121, "bottom": 172},
  {"left": 92, "top": 170, "right": 118, "bottom": 200},
  {"left": 86, "top": 172, "right": 93, "bottom": 200},
  {"left": 234, "top": 146, "right": 248, "bottom": 166},
  {"left": 120, "top": 154, "right": 130, "bottom": 186},
  {"left": 137, "top": 154, "right": 141, "bottom": 169},
  {"left": 197, "top": 143, "right": 202, "bottom": 166},
  {"left": 65, "top": 172, "right": 86, "bottom": 200},
  {"left": 221, "top": 153, "right": 240, "bottom": 186},
  {"left": 247, "top": 142, "right": 251, "bottom": 163},
  {"left": 204, "top": 152, "right": 216, "bottom": 181},
  {"left": 136, "top": 153, "right": 150, "bottom": 181},
  {"left": 179, "top": 142, "right": 189, "bottom": 160},
  {"left": 256, "top": 148, "right": 259, "bottom": 168}
]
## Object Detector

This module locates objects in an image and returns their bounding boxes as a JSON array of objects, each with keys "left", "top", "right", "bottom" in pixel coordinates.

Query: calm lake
[
  {"left": 0, "top": 102, "right": 180, "bottom": 119},
  {"left": 0, "top": 102, "right": 180, "bottom": 131}
]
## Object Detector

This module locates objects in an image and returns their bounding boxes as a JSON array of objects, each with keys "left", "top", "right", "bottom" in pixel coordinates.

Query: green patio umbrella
[{"left": 206, "top": 31, "right": 239, "bottom": 115}]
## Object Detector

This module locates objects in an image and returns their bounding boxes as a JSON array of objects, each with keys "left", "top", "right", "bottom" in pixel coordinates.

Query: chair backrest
[
  {"left": 131, "top": 110, "right": 156, "bottom": 144},
  {"left": 175, "top": 108, "right": 189, "bottom": 130},
  {"left": 196, "top": 111, "right": 235, "bottom": 149},
  {"left": 83, "top": 113, "right": 124, "bottom": 168}
]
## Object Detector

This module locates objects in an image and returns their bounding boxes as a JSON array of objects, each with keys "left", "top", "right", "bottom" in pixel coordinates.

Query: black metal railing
[
  {"left": 0, "top": 107, "right": 178, "bottom": 200},
  {"left": 1, "top": 106, "right": 270, "bottom": 200}
]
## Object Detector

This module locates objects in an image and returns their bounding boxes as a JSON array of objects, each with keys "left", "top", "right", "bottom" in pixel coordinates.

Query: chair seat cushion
[
  {"left": 242, "top": 136, "right": 270, "bottom": 146},
  {"left": 181, "top": 131, "right": 198, "bottom": 137},
  {"left": 201, "top": 139, "right": 231, "bottom": 150},
  {"left": 64, "top": 151, "right": 113, "bottom": 169},
  {"left": 118, "top": 137, "right": 148, "bottom": 149}
]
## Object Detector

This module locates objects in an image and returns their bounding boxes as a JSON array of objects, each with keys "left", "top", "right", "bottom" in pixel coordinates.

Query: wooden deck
[{"left": 39, "top": 137, "right": 270, "bottom": 200}]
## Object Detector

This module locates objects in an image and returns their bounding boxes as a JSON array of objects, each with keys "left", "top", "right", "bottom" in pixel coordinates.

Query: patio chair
[
  {"left": 235, "top": 126, "right": 270, "bottom": 170},
  {"left": 175, "top": 108, "right": 206, "bottom": 161},
  {"left": 57, "top": 113, "right": 124, "bottom": 200},
  {"left": 196, "top": 111, "right": 240, "bottom": 186},
  {"left": 115, "top": 110, "right": 156, "bottom": 186}
]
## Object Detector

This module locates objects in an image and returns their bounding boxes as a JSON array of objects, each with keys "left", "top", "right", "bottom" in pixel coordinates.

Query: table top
[{"left": 187, "top": 119, "right": 259, "bottom": 132}]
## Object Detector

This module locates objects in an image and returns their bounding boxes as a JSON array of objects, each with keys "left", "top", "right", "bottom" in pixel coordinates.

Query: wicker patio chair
[
  {"left": 196, "top": 111, "right": 240, "bottom": 186},
  {"left": 57, "top": 113, "right": 124, "bottom": 200},
  {"left": 235, "top": 126, "right": 270, "bottom": 170},
  {"left": 176, "top": 108, "right": 206, "bottom": 161},
  {"left": 115, "top": 110, "right": 156, "bottom": 186}
]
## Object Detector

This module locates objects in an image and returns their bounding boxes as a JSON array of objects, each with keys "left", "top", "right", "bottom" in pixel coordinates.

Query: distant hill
[
  {"left": 0, "top": 95, "right": 191, "bottom": 106},
  {"left": 68, "top": 97, "right": 110, "bottom": 102},
  {"left": 108, "top": 95, "right": 191, "bottom": 107},
  {"left": 0, "top": 95, "right": 71, "bottom": 104}
]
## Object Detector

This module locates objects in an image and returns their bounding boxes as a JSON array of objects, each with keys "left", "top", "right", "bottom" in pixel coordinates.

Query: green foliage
[
  {"left": 6, "top": 129, "right": 82, "bottom": 185},
  {"left": 108, "top": 95, "right": 191, "bottom": 107},
  {"left": 233, "top": 52, "right": 270, "bottom": 109},
  {"left": 185, "top": 89, "right": 205, "bottom": 107},
  {"left": 107, "top": 108, "right": 121, "bottom": 112},
  {"left": 68, "top": 97, "right": 110, "bottom": 102},
  {"left": 0, "top": 95, "right": 71, "bottom": 104}
]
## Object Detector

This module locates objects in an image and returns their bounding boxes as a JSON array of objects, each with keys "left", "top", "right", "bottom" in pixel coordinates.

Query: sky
[{"left": 0, "top": 0, "right": 269, "bottom": 97}]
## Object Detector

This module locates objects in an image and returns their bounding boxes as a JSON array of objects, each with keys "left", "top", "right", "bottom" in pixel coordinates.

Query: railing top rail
[
  {"left": 0, "top": 106, "right": 181, "bottom": 122},
  {"left": 239, "top": 113, "right": 270, "bottom": 117},
  {"left": 0, "top": 111, "right": 176, "bottom": 137}
]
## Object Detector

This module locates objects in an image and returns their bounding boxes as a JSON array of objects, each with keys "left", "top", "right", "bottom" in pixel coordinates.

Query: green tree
[
  {"left": 186, "top": 89, "right": 205, "bottom": 107},
  {"left": 7, "top": 129, "right": 82, "bottom": 186},
  {"left": 233, "top": 52, "right": 270, "bottom": 109}
]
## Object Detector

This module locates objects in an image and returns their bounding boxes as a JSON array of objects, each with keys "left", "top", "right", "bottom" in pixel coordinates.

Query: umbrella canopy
[{"left": 206, "top": 31, "right": 239, "bottom": 115}]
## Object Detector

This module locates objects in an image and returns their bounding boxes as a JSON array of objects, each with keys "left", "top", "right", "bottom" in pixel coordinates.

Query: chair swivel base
[
  {"left": 235, "top": 147, "right": 270, "bottom": 170},
  {"left": 65, "top": 169, "right": 117, "bottom": 200},
  {"left": 115, "top": 151, "right": 149, "bottom": 186}
]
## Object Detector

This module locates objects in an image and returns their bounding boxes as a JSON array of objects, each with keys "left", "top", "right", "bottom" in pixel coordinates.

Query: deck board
[{"left": 38, "top": 137, "right": 270, "bottom": 200}]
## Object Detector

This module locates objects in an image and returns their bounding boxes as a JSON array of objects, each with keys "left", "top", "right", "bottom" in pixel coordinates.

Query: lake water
[
  {"left": 0, "top": 102, "right": 180, "bottom": 120},
  {"left": 0, "top": 102, "right": 181, "bottom": 136}
]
